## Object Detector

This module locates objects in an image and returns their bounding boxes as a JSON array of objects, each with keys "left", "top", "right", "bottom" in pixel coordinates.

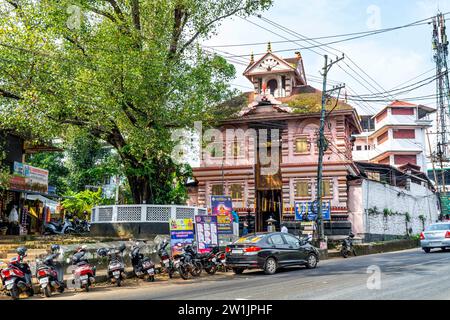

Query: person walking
[
  {"left": 281, "top": 224, "right": 288, "bottom": 233},
  {"left": 231, "top": 210, "right": 239, "bottom": 237}
]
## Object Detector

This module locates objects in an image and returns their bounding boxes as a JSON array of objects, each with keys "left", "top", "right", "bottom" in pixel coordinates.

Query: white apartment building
[{"left": 352, "top": 100, "right": 435, "bottom": 173}]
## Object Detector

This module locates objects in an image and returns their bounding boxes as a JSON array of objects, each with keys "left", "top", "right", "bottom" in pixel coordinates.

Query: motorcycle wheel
[
  {"left": 58, "top": 285, "right": 65, "bottom": 294},
  {"left": 168, "top": 269, "right": 174, "bottom": 279},
  {"left": 341, "top": 249, "right": 348, "bottom": 258},
  {"left": 178, "top": 266, "right": 190, "bottom": 280},
  {"left": 27, "top": 287, "right": 34, "bottom": 297},
  {"left": 205, "top": 265, "right": 217, "bottom": 275},
  {"left": 44, "top": 284, "right": 52, "bottom": 297},
  {"left": 352, "top": 249, "right": 357, "bottom": 256},
  {"left": 116, "top": 277, "right": 122, "bottom": 287},
  {"left": 190, "top": 261, "right": 203, "bottom": 277},
  {"left": 84, "top": 284, "right": 90, "bottom": 292},
  {"left": 10, "top": 286, "right": 19, "bottom": 300}
]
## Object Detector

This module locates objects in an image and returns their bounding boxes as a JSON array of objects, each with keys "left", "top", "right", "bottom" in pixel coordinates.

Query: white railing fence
[{"left": 91, "top": 205, "right": 207, "bottom": 223}]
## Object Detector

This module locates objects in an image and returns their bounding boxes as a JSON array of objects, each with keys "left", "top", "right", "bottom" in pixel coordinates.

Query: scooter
[
  {"left": 157, "top": 239, "right": 176, "bottom": 278},
  {"left": 0, "top": 247, "right": 34, "bottom": 300},
  {"left": 340, "top": 232, "right": 357, "bottom": 258},
  {"left": 44, "top": 216, "right": 75, "bottom": 235},
  {"left": 68, "top": 245, "right": 96, "bottom": 292},
  {"left": 97, "top": 243, "right": 126, "bottom": 287},
  {"left": 35, "top": 244, "right": 65, "bottom": 297},
  {"left": 130, "top": 241, "right": 156, "bottom": 282}
]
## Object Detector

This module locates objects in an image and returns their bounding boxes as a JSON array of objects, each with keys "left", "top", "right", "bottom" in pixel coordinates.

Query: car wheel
[
  {"left": 423, "top": 248, "right": 431, "bottom": 253},
  {"left": 264, "top": 257, "right": 277, "bottom": 275},
  {"left": 306, "top": 253, "right": 318, "bottom": 269},
  {"left": 232, "top": 267, "right": 245, "bottom": 274}
]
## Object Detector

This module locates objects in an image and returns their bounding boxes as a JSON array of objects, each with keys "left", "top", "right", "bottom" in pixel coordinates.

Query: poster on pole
[
  {"left": 195, "top": 215, "right": 218, "bottom": 253},
  {"left": 169, "top": 218, "right": 194, "bottom": 256},
  {"left": 294, "top": 201, "right": 331, "bottom": 221},
  {"left": 210, "top": 195, "right": 233, "bottom": 235}
]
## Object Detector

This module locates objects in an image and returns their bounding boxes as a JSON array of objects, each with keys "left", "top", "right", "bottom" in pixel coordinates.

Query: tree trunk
[{"left": 126, "top": 173, "right": 151, "bottom": 204}]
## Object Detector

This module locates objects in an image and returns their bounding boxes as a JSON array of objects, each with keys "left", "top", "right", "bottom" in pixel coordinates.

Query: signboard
[
  {"left": 294, "top": 201, "right": 331, "bottom": 221},
  {"left": 195, "top": 215, "right": 218, "bottom": 253},
  {"left": 12, "top": 162, "right": 48, "bottom": 193},
  {"left": 169, "top": 218, "right": 194, "bottom": 256},
  {"left": 440, "top": 193, "right": 450, "bottom": 217},
  {"left": 210, "top": 195, "right": 233, "bottom": 235}
]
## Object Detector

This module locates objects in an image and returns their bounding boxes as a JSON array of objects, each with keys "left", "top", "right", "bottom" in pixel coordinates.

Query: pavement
[{"left": 17, "top": 247, "right": 450, "bottom": 300}]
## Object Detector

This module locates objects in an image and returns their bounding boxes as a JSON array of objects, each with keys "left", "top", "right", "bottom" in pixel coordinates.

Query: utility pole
[
  {"left": 316, "top": 53, "right": 345, "bottom": 242},
  {"left": 432, "top": 12, "right": 450, "bottom": 194}
]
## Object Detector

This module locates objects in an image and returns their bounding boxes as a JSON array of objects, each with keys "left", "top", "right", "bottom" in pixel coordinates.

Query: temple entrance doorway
[{"left": 253, "top": 125, "right": 283, "bottom": 232}]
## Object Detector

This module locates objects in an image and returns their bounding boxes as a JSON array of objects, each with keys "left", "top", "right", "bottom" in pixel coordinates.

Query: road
[{"left": 31, "top": 248, "right": 450, "bottom": 300}]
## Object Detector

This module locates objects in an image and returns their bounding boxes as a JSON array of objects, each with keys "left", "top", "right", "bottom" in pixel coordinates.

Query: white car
[{"left": 420, "top": 222, "right": 450, "bottom": 253}]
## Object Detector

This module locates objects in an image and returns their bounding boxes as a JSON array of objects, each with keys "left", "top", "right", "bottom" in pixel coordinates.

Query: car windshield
[
  {"left": 426, "top": 224, "right": 450, "bottom": 231},
  {"left": 234, "top": 235, "right": 265, "bottom": 244}
]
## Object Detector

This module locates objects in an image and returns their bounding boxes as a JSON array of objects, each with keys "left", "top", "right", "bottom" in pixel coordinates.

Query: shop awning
[{"left": 26, "top": 194, "right": 58, "bottom": 213}]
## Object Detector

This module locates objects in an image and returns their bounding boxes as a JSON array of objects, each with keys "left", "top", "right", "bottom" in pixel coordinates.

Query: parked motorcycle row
[{"left": 0, "top": 239, "right": 229, "bottom": 299}]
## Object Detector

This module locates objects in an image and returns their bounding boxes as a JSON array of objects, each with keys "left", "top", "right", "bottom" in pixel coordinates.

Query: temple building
[{"left": 189, "top": 45, "right": 363, "bottom": 235}]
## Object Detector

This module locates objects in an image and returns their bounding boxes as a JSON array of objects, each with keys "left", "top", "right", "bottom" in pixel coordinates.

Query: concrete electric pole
[{"left": 316, "top": 53, "right": 345, "bottom": 243}]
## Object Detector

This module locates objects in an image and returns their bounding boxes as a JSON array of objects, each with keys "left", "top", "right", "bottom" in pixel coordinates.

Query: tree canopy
[{"left": 0, "top": 0, "right": 273, "bottom": 203}]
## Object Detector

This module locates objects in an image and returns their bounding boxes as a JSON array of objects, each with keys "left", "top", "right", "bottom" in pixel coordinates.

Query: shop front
[{"left": 0, "top": 162, "right": 61, "bottom": 235}]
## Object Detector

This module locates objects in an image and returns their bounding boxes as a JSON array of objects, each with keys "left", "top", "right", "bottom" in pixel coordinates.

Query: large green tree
[{"left": 0, "top": 0, "right": 272, "bottom": 204}]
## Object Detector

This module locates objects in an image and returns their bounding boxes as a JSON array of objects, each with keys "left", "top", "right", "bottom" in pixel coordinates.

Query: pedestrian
[
  {"left": 243, "top": 220, "right": 249, "bottom": 236},
  {"left": 8, "top": 205, "right": 19, "bottom": 235},
  {"left": 231, "top": 210, "right": 239, "bottom": 237},
  {"left": 281, "top": 224, "right": 288, "bottom": 233}
]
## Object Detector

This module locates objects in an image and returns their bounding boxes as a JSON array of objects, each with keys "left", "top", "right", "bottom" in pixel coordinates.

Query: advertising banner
[
  {"left": 195, "top": 215, "right": 218, "bottom": 253},
  {"left": 169, "top": 218, "right": 195, "bottom": 256},
  {"left": 294, "top": 201, "right": 331, "bottom": 221},
  {"left": 210, "top": 195, "right": 233, "bottom": 235},
  {"left": 12, "top": 161, "right": 48, "bottom": 193}
]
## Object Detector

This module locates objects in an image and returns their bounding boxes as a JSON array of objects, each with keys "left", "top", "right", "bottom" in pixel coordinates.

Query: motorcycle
[
  {"left": 340, "top": 232, "right": 357, "bottom": 258},
  {"left": 157, "top": 239, "right": 176, "bottom": 278},
  {"left": 97, "top": 243, "right": 126, "bottom": 287},
  {"left": 73, "top": 217, "right": 91, "bottom": 234},
  {"left": 130, "top": 241, "right": 156, "bottom": 282},
  {"left": 0, "top": 247, "right": 34, "bottom": 300},
  {"left": 176, "top": 244, "right": 203, "bottom": 280},
  {"left": 68, "top": 245, "right": 96, "bottom": 292},
  {"left": 195, "top": 246, "right": 220, "bottom": 275},
  {"left": 44, "top": 216, "right": 75, "bottom": 235},
  {"left": 215, "top": 250, "right": 229, "bottom": 273},
  {"left": 35, "top": 244, "right": 65, "bottom": 297}
]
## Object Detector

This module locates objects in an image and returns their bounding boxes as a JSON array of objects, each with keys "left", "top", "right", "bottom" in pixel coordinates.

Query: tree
[
  {"left": 0, "top": 0, "right": 272, "bottom": 204},
  {"left": 61, "top": 188, "right": 103, "bottom": 217},
  {"left": 64, "top": 132, "right": 120, "bottom": 193}
]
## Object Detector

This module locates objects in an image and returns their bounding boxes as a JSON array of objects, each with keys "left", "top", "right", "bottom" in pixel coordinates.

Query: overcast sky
[{"left": 202, "top": 0, "right": 450, "bottom": 117}]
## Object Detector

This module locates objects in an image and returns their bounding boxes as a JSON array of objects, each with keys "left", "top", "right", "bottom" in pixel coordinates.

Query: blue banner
[{"left": 294, "top": 201, "right": 331, "bottom": 221}]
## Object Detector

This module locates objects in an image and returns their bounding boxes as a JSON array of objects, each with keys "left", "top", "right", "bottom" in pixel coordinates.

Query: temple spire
[
  {"left": 267, "top": 41, "right": 272, "bottom": 53},
  {"left": 250, "top": 51, "right": 254, "bottom": 64}
]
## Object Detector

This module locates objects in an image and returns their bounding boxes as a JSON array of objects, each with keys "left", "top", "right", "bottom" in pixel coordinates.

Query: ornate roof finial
[
  {"left": 267, "top": 41, "right": 272, "bottom": 53},
  {"left": 250, "top": 51, "right": 254, "bottom": 64}
]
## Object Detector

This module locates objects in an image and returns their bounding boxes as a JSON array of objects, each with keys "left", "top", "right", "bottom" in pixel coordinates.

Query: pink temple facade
[{"left": 189, "top": 48, "right": 362, "bottom": 233}]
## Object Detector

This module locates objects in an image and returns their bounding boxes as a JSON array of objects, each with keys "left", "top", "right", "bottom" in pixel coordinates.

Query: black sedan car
[{"left": 225, "top": 232, "right": 320, "bottom": 275}]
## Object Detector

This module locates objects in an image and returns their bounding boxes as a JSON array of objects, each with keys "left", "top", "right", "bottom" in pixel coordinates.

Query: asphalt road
[{"left": 31, "top": 248, "right": 450, "bottom": 300}]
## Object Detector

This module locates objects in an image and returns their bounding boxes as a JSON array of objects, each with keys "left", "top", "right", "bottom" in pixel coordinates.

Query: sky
[{"left": 202, "top": 0, "right": 450, "bottom": 117}]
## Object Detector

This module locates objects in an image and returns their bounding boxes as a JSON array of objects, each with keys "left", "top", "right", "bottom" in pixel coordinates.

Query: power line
[{"left": 206, "top": 20, "right": 436, "bottom": 49}]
